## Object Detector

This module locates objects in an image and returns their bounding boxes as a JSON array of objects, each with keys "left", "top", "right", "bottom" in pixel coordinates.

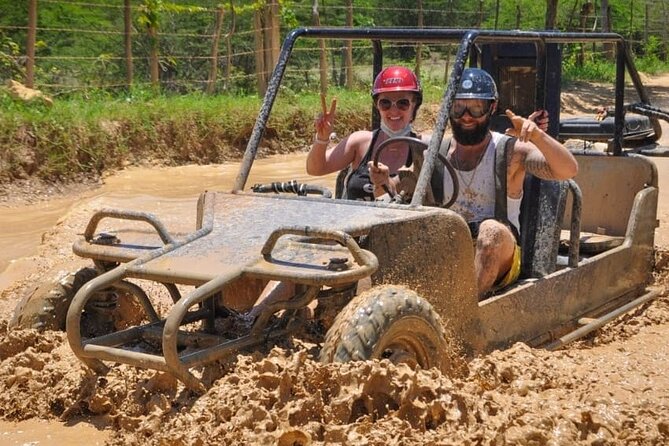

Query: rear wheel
[{"left": 320, "top": 285, "right": 461, "bottom": 374}]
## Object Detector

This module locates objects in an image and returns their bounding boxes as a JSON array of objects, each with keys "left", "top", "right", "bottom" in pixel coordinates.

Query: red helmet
[
  {"left": 372, "top": 66, "right": 422, "bottom": 120},
  {"left": 372, "top": 65, "right": 422, "bottom": 97}
]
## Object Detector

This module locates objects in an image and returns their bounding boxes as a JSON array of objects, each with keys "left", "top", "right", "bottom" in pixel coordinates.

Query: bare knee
[
  {"left": 474, "top": 220, "right": 517, "bottom": 295},
  {"left": 476, "top": 220, "right": 515, "bottom": 258}
]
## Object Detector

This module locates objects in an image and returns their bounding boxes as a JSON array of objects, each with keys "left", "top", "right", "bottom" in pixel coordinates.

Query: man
[{"left": 371, "top": 68, "right": 578, "bottom": 298}]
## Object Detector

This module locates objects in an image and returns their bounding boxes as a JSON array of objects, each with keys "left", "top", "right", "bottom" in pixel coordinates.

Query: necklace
[{"left": 450, "top": 136, "right": 490, "bottom": 191}]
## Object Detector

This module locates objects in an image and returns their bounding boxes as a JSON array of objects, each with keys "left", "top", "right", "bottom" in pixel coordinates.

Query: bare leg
[
  {"left": 248, "top": 280, "right": 295, "bottom": 319},
  {"left": 474, "top": 220, "right": 516, "bottom": 298}
]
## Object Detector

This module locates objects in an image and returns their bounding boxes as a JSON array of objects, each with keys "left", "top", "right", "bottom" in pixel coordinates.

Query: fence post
[
  {"left": 224, "top": 0, "right": 236, "bottom": 91},
  {"left": 344, "top": 0, "right": 353, "bottom": 89},
  {"left": 207, "top": 5, "right": 225, "bottom": 95},
  {"left": 268, "top": 0, "right": 280, "bottom": 73},
  {"left": 415, "top": 0, "right": 423, "bottom": 77},
  {"left": 26, "top": 0, "right": 37, "bottom": 87},
  {"left": 312, "top": 0, "right": 327, "bottom": 96},
  {"left": 124, "top": 0, "right": 133, "bottom": 87}
]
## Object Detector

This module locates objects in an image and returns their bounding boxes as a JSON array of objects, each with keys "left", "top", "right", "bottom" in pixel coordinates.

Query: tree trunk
[
  {"left": 312, "top": 0, "right": 327, "bottom": 96},
  {"left": 124, "top": 0, "right": 133, "bottom": 87},
  {"left": 253, "top": 9, "right": 266, "bottom": 95},
  {"left": 443, "top": 46, "right": 451, "bottom": 84},
  {"left": 224, "top": 0, "right": 236, "bottom": 91},
  {"left": 566, "top": 0, "right": 579, "bottom": 30},
  {"left": 267, "top": 0, "right": 280, "bottom": 75},
  {"left": 628, "top": 0, "right": 634, "bottom": 39},
  {"left": 577, "top": 2, "right": 594, "bottom": 67},
  {"left": 207, "top": 6, "right": 225, "bottom": 95},
  {"left": 149, "top": 26, "right": 160, "bottom": 88},
  {"left": 26, "top": 0, "right": 37, "bottom": 87},
  {"left": 601, "top": 0, "right": 610, "bottom": 32},
  {"left": 662, "top": 0, "right": 669, "bottom": 61},
  {"left": 644, "top": 2, "right": 648, "bottom": 49},
  {"left": 601, "top": 0, "right": 613, "bottom": 59},
  {"left": 545, "top": 0, "right": 559, "bottom": 30}
]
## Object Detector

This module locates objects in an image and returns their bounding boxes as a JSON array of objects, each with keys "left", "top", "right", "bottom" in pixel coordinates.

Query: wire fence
[{"left": 2, "top": 0, "right": 669, "bottom": 96}]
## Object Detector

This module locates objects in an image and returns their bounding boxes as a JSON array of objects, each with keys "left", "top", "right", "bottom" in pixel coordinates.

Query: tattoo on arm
[{"left": 525, "top": 151, "right": 559, "bottom": 180}]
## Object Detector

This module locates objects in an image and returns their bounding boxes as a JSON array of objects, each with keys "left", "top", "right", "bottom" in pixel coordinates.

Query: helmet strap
[{"left": 489, "top": 100, "right": 498, "bottom": 116}]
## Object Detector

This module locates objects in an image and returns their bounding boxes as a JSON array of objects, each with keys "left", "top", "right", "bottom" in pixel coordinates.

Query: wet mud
[
  {"left": 0, "top": 176, "right": 668, "bottom": 445},
  {"left": 2, "top": 77, "right": 669, "bottom": 445}
]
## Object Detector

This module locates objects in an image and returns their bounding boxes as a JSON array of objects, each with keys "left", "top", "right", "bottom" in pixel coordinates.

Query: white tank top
[{"left": 442, "top": 132, "right": 522, "bottom": 235}]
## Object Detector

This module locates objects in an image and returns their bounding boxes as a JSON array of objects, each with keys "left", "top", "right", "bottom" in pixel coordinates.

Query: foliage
[
  {"left": 0, "top": 87, "right": 371, "bottom": 181},
  {"left": 2, "top": 0, "right": 668, "bottom": 94},
  {"left": 0, "top": 32, "right": 23, "bottom": 80},
  {"left": 2, "top": 0, "right": 669, "bottom": 184}
]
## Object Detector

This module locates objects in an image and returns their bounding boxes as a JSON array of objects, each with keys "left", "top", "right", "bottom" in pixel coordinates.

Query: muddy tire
[
  {"left": 9, "top": 267, "right": 99, "bottom": 331},
  {"left": 320, "top": 285, "right": 457, "bottom": 374}
]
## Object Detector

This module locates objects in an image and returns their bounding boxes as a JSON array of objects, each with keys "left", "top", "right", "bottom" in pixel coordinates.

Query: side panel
[
  {"left": 479, "top": 185, "right": 657, "bottom": 349},
  {"left": 365, "top": 211, "right": 483, "bottom": 352}
]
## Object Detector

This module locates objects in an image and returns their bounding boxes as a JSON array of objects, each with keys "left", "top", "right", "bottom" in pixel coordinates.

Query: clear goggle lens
[{"left": 450, "top": 101, "right": 491, "bottom": 118}]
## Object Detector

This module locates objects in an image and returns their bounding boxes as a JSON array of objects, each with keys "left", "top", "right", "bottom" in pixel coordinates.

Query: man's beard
[{"left": 450, "top": 116, "right": 490, "bottom": 146}]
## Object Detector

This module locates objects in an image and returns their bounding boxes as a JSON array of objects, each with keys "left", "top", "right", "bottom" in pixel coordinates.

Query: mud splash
[
  {"left": 0, "top": 288, "right": 667, "bottom": 445},
  {"left": 0, "top": 189, "right": 667, "bottom": 445}
]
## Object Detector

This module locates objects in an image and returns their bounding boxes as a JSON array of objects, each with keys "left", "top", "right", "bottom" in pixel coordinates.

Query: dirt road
[{"left": 1, "top": 77, "right": 669, "bottom": 445}]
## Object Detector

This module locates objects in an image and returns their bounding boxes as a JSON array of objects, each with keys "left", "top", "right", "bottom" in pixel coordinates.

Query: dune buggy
[{"left": 11, "top": 28, "right": 668, "bottom": 392}]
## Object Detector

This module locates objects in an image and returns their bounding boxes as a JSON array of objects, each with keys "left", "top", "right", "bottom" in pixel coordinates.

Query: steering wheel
[
  {"left": 251, "top": 179, "right": 333, "bottom": 198},
  {"left": 372, "top": 136, "right": 459, "bottom": 208}
]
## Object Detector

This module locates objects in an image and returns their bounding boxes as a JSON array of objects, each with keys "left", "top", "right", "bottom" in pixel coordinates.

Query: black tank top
[{"left": 345, "top": 130, "right": 414, "bottom": 201}]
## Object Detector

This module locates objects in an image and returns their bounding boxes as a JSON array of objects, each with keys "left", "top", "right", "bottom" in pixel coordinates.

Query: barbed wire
[{"left": 0, "top": 24, "right": 270, "bottom": 39}]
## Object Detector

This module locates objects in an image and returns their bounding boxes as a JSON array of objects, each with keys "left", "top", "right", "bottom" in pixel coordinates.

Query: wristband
[{"left": 313, "top": 136, "right": 329, "bottom": 145}]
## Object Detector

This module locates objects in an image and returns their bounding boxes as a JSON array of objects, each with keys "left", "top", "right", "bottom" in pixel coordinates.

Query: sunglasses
[
  {"left": 377, "top": 98, "right": 412, "bottom": 111},
  {"left": 450, "top": 101, "right": 492, "bottom": 119}
]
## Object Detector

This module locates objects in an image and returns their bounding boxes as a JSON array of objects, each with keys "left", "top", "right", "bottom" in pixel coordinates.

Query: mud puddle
[{"left": 0, "top": 418, "right": 109, "bottom": 446}]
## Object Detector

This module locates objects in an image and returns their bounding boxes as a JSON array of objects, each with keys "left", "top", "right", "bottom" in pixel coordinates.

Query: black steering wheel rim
[{"left": 372, "top": 135, "right": 459, "bottom": 208}]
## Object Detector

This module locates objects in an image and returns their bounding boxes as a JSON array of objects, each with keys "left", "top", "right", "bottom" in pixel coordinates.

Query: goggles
[
  {"left": 450, "top": 100, "right": 492, "bottom": 119},
  {"left": 377, "top": 98, "right": 412, "bottom": 111}
]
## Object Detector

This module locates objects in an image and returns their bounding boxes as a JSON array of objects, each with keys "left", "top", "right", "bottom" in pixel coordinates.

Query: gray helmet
[{"left": 455, "top": 68, "right": 498, "bottom": 101}]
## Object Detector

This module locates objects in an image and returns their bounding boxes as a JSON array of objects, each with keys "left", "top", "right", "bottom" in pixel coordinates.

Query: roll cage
[{"left": 233, "top": 27, "right": 667, "bottom": 202}]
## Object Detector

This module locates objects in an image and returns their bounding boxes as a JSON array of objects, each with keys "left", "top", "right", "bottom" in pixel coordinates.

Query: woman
[{"left": 306, "top": 65, "right": 422, "bottom": 200}]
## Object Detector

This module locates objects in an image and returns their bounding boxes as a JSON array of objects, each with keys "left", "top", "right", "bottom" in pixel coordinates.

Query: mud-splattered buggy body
[{"left": 13, "top": 28, "right": 667, "bottom": 391}]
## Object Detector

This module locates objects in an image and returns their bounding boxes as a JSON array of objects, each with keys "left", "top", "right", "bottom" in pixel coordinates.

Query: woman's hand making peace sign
[{"left": 314, "top": 94, "right": 337, "bottom": 142}]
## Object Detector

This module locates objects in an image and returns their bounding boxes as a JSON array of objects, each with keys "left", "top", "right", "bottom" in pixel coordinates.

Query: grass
[
  {"left": 0, "top": 86, "right": 373, "bottom": 183},
  {"left": 1, "top": 56, "right": 668, "bottom": 184}
]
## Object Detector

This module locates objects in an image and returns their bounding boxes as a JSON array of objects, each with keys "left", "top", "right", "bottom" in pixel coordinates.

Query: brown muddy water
[
  {"left": 0, "top": 153, "right": 337, "bottom": 288},
  {"left": 3, "top": 152, "right": 669, "bottom": 277}
]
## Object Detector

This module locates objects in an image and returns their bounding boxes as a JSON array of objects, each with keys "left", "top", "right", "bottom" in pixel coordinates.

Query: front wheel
[
  {"left": 320, "top": 285, "right": 463, "bottom": 375},
  {"left": 9, "top": 267, "right": 145, "bottom": 334}
]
